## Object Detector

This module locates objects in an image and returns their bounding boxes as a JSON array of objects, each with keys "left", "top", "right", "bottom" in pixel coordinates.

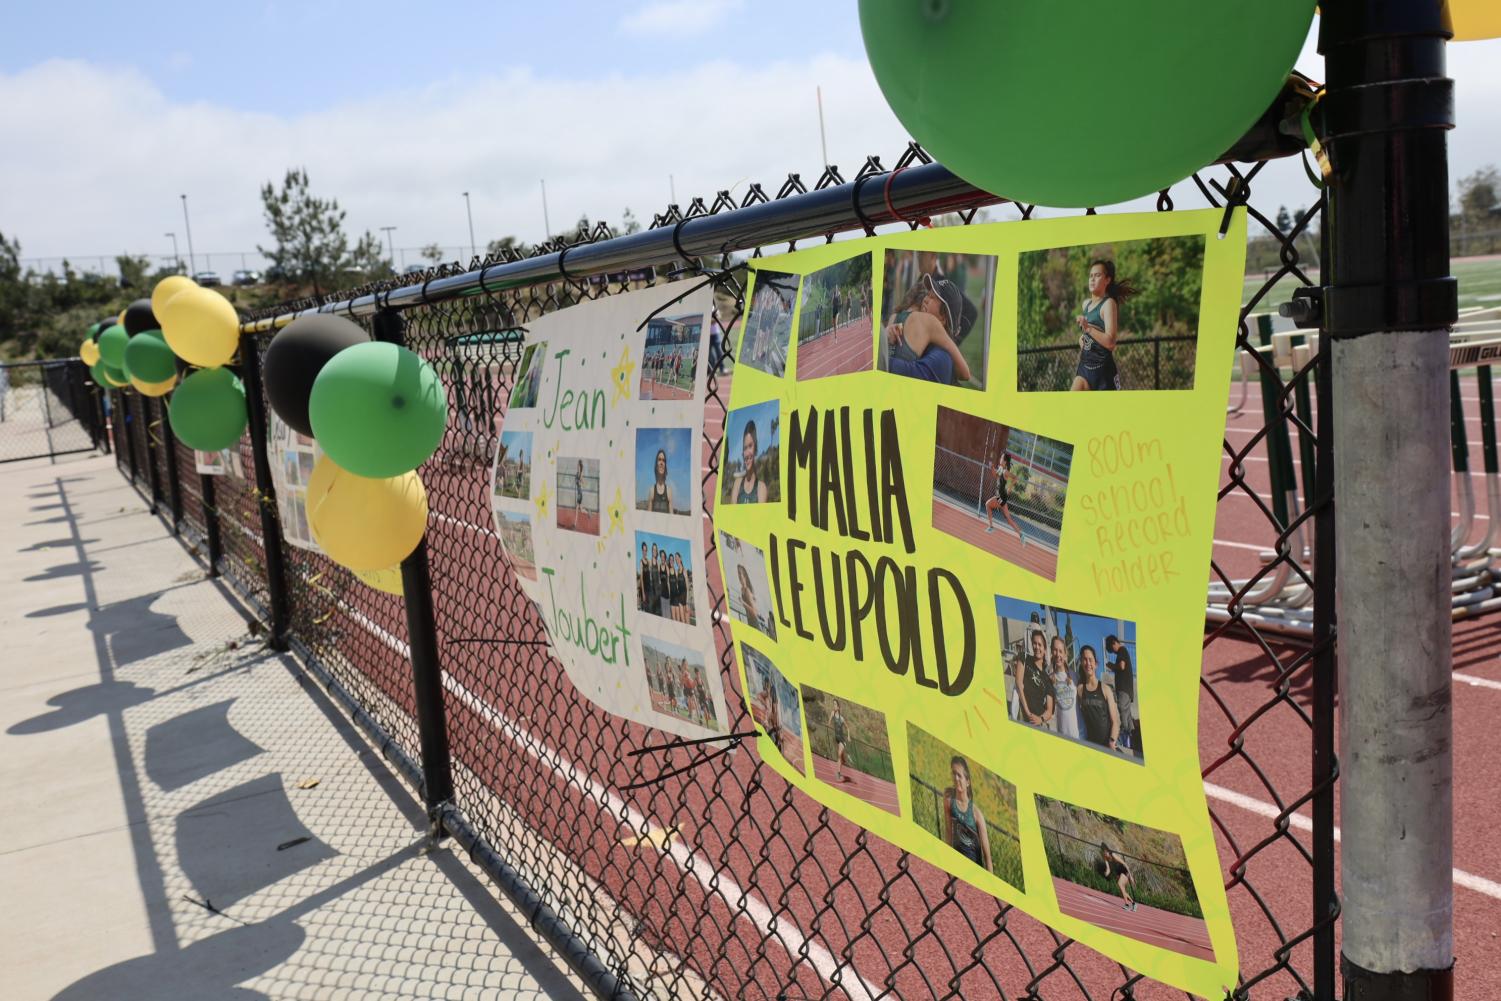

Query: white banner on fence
[{"left": 491, "top": 282, "right": 731, "bottom": 740}]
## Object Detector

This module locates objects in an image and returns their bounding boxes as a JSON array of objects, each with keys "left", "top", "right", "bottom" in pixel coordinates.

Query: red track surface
[
  {"left": 641, "top": 378, "right": 693, "bottom": 401},
  {"left": 1051, "top": 879, "right": 1217, "bottom": 963},
  {"left": 796, "top": 318, "right": 874, "bottom": 381},
  {"left": 931, "top": 497, "right": 1061, "bottom": 582},
  {"left": 773, "top": 730, "right": 806, "bottom": 775},
  {"left": 809, "top": 752, "right": 900, "bottom": 816},
  {"left": 556, "top": 504, "right": 600, "bottom": 535}
]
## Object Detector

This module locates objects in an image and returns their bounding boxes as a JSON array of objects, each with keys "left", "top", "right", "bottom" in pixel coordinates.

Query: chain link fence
[
  {"left": 0, "top": 360, "right": 102, "bottom": 463},
  {"left": 102, "top": 141, "right": 1339, "bottom": 1001}
]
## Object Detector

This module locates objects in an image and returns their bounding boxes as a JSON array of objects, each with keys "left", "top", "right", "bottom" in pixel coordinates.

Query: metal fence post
[
  {"left": 238, "top": 335, "right": 293, "bottom": 650},
  {"left": 374, "top": 307, "right": 455, "bottom": 823},
  {"left": 1320, "top": 3, "right": 1456, "bottom": 998},
  {"left": 94, "top": 381, "right": 110, "bottom": 455},
  {"left": 143, "top": 396, "right": 163, "bottom": 512},
  {"left": 200, "top": 470, "right": 222, "bottom": 576},
  {"left": 161, "top": 399, "right": 184, "bottom": 533},
  {"left": 121, "top": 390, "right": 140, "bottom": 484}
]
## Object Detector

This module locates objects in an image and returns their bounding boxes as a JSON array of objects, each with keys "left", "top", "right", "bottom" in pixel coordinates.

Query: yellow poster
[{"left": 715, "top": 209, "right": 1245, "bottom": 996}]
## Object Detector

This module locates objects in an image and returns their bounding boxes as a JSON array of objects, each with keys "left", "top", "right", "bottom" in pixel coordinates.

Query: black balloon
[
  {"left": 263, "top": 314, "right": 371, "bottom": 437},
  {"left": 122, "top": 298, "right": 160, "bottom": 336},
  {"left": 92, "top": 318, "right": 115, "bottom": 341}
]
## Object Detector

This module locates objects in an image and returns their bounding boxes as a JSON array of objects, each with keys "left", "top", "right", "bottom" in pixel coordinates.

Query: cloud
[
  {"left": 6, "top": 41, "right": 1501, "bottom": 273},
  {"left": 619, "top": 0, "right": 744, "bottom": 37}
]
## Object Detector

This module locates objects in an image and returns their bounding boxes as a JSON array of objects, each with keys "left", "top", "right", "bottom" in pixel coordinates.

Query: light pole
[
  {"left": 380, "top": 226, "right": 398, "bottom": 271},
  {"left": 540, "top": 179, "right": 552, "bottom": 240},
  {"left": 462, "top": 192, "right": 476, "bottom": 260},
  {"left": 164, "top": 232, "right": 180, "bottom": 273},
  {"left": 179, "top": 194, "right": 197, "bottom": 275}
]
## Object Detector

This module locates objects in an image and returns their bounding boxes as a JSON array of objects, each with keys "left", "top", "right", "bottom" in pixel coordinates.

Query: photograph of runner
[
  {"left": 1035, "top": 795, "right": 1213, "bottom": 962},
  {"left": 906, "top": 723, "right": 1024, "bottom": 890},
  {"left": 742, "top": 643, "right": 803, "bottom": 773},
  {"left": 643, "top": 634, "right": 721, "bottom": 732},
  {"left": 640, "top": 311, "right": 703, "bottom": 401},
  {"left": 720, "top": 399, "right": 780, "bottom": 505},
  {"left": 493, "top": 430, "right": 533, "bottom": 500},
  {"left": 495, "top": 511, "right": 537, "bottom": 581},
  {"left": 634, "top": 427, "right": 692, "bottom": 516},
  {"left": 995, "top": 598, "right": 1142, "bottom": 762},
  {"left": 634, "top": 530, "right": 697, "bottom": 626},
  {"left": 1016, "top": 236, "right": 1206, "bottom": 392},
  {"left": 556, "top": 456, "right": 601, "bottom": 535},
  {"left": 932, "top": 405, "right": 1073, "bottom": 581},
  {"left": 796, "top": 254, "right": 874, "bottom": 380},
  {"left": 509, "top": 341, "right": 548, "bottom": 408},
  {"left": 878, "top": 250, "right": 996, "bottom": 390},
  {"left": 801, "top": 685, "right": 898, "bottom": 815},
  {"left": 718, "top": 529, "right": 777, "bottom": 640},
  {"left": 739, "top": 269, "right": 799, "bottom": 377}
]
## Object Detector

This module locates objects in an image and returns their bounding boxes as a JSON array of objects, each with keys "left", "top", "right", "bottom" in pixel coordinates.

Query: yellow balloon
[
  {"left": 130, "top": 373, "right": 178, "bottom": 397},
  {"left": 100, "top": 367, "right": 131, "bottom": 388},
  {"left": 305, "top": 456, "right": 428, "bottom": 571},
  {"left": 1445, "top": 0, "right": 1501, "bottom": 40},
  {"left": 151, "top": 274, "right": 197, "bottom": 316},
  {"left": 117, "top": 308, "right": 127, "bottom": 327},
  {"left": 160, "top": 286, "right": 240, "bottom": 368},
  {"left": 352, "top": 564, "right": 405, "bottom": 595},
  {"left": 80, "top": 340, "right": 101, "bottom": 366}
]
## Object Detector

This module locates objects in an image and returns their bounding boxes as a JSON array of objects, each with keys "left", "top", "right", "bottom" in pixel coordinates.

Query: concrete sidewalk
[{"left": 0, "top": 453, "right": 589, "bottom": 1001}]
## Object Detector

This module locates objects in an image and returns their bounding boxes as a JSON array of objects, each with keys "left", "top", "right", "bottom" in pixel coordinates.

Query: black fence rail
[
  {"left": 97, "top": 135, "right": 1346, "bottom": 1001},
  {"left": 0, "top": 360, "right": 103, "bottom": 464}
]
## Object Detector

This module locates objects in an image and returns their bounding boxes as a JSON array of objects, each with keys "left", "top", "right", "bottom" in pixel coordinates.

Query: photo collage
[
  {"left": 719, "top": 232, "right": 1212, "bottom": 958},
  {"left": 490, "top": 292, "right": 727, "bottom": 739},
  {"left": 269, "top": 413, "right": 319, "bottom": 550}
]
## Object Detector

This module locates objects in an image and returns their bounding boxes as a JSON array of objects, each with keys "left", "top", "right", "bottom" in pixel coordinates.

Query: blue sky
[
  {"left": 994, "top": 597, "right": 1137, "bottom": 680},
  {"left": 4, "top": 5, "right": 1500, "bottom": 270}
]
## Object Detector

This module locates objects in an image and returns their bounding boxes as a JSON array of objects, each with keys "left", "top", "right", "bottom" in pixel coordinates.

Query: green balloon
[
  {"left": 88, "top": 360, "right": 108, "bottom": 387},
  {"left": 168, "top": 367, "right": 248, "bottom": 451},
  {"left": 308, "top": 342, "right": 448, "bottom": 477},
  {"left": 97, "top": 323, "right": 130, "bottom": 368},
  {"left": 100, "top": 363, "right": 130, "bottom": 389},
  {"left": 858, "top": 0, "right": 1316, "bottom": 207},
  {"left": 122, "top": 329, "right": 177, "bottom": 384}
]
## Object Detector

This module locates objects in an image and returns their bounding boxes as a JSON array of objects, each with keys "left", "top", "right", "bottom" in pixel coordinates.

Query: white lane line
[
  {"left": 1456, "top": 672, "right": 1501, "bottom": 693},
  {"left": 1204, "top": 782, "right": 1501, "bottom": 901},
  {"left": 1212, "top": 538, "right": 1280, "bottom": 554},
  {"left": 330, "top": 602, "right": 877, "bottom": 1001}
]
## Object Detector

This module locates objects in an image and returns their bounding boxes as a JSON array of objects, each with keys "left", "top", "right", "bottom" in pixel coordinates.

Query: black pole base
[{"left": 1342, "top": 955, "right": 1453, "bottom": 1001}]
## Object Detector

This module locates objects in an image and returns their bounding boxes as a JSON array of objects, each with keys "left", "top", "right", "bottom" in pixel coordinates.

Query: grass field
[{"left": 1244, "top": 255, "right": 1501, "bottom": 314}]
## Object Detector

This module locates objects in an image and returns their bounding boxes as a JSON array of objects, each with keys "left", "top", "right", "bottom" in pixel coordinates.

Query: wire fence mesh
[{"left": 99, "top": 144, "right": 1335, "bottom": 1001}]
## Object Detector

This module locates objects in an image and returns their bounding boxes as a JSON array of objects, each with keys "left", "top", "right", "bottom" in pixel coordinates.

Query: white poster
[
  {"left": 194, "top": 447, "right": 243, "bottom": 478},
  {"left": 267, "top": 412, "right": 319, "bottom": 550},
  {"left": 491, "top": 283, "right": 731, "bottom": 739}
]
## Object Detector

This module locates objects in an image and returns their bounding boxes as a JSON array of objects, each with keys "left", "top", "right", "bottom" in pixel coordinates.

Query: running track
[
  {"left": 1052, "top": 879, "right": 1217, "bottom": 963},
  {"left": 810, "top": 752, "right": 900, "bottom": 816},
  {"left": 932, "top": 496, "right": 1061, "bottom": 582},
  {"left": 796, "top": 318, "right": 874, "bottom": 381},
  {"left": 276, "top": 355, "right": 1501, "bottom": 1000}
]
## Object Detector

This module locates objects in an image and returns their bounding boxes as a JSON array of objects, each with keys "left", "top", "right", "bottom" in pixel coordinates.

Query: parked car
[
  {"left": 401, "top": 263, "right": 428, "bottom": 276},
  {"left": 263, "top": 264, "right": 289, "bottom": 283},
  {"left": 193, "top": 270, "right": 222, "bottom": 287},
  {"left": 232, "top": 269, "right": 261, "bottom": 286}
]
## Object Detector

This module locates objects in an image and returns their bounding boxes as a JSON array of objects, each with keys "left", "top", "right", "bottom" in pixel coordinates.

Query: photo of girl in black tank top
[{"left": 1072, "top": 260, "right": 1137, "bottom": 392}]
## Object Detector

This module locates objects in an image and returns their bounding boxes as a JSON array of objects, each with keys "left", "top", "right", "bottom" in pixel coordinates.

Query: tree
[
  {"left": 486, "top": 235, "right": 522, "bottom": 258},
  {"left": 116, "top": 254, "right": 151, "bottom": 290},
  {"left": 0, "top": 231, "right": 34, "bottom": 343},
  {"left": 1274, "top": 206, "right": 1294, "bottom": 236},
  {"left": 1459, "top": 166, "right": 1499, "bottom": 221},
  {"left": 620, "top": 208, "right": 641, "bottom": 235},
  {"left": 257, "top": 168, "right": 365, "bottom": 295},
  {"left": 345, "top": 230, "right": 391, "bottom": 279},
  {"left": 421, "top": 243, "right": 445, "bottom": 264}
]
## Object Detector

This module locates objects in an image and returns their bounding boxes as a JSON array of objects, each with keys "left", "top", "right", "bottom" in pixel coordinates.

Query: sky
[{"left": 3, "top": 2, "right": 1501, "bottom": 274}]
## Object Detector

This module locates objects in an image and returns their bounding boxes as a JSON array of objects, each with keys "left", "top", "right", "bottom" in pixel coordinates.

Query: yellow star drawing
[
  {"left": 607, "top": 487, "right": 626, "bottom": 537},
  {"left": 535, "top": 482, "right": 551, "bottom": 521},
  {"left": 610, "top": 343, "right": 636, "bottom": 403}
]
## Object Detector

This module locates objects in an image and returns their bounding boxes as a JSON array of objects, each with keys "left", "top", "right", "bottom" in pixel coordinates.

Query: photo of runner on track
[
  {"left": 1035, "top": 796, "right": 1212, "bottom": 962},
  {"left": 796, "top": 254, "right": 874, "bottom": 380},
  {"left": 640, "top": 312, "right": 703, "bottom": 401},
  {"left": 932, "top": 405, "right": 1074, "bottom": 581},
  {"left": 743, "top": 643, "right": 803, "bottom": 773}
]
